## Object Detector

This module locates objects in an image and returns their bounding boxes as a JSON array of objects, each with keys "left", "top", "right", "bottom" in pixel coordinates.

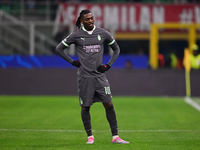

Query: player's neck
[
  {"left": 88, "top": 30, "right": 92, "bottom": 34},
  {"left": 82, "top": 25, "right": 96, "bottom": 35},
  {"left": 85, "top": 27, "right": 94, "bottom": 32}
]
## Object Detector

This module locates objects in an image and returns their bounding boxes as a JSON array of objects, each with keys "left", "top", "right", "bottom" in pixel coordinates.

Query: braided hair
[{"left": 76, "top": 9, "right": 92, "bottom": 29}]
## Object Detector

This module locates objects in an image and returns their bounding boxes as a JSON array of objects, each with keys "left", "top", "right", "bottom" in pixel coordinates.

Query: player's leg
[
  {"left": 95, "top": 75, "right": 118, "bottom": 138},
  {"left": 78, "top": 76, "right": 95, "bottom": 144},
  {"left": 81, "top": 106, "right": 94, "bottom": 144},
  {"left": 95, "top": 75, "right": 129, "bottom": 143},
  {"left": 103, "top": 102, "right": 118, "bottom": 136},
  {"left": 103, "top": 102, "right": 129, "bottom": 144}
]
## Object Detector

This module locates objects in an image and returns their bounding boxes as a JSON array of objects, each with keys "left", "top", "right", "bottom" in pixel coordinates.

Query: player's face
[{"left": 81, "top": 13, "right": 94, "bottom": 31}]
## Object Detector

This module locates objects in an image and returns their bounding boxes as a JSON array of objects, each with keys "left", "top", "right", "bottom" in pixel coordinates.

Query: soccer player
[{"left": 55, "top": 9, "right": 129, "bottom": 144}]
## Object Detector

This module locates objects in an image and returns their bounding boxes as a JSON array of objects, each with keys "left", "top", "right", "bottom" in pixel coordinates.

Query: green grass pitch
[{"left": 0, "top": 96, "right": 200, "bottom": 150}]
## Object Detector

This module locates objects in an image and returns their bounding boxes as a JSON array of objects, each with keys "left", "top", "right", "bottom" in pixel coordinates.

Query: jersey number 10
[{"left": 104, "top": 87, "right": 111, "bottom": 95}]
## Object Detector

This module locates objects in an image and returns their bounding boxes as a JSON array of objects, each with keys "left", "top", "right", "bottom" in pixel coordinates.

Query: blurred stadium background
[{"left": 0, "top": 0, "right": 200, "bottom": 96}]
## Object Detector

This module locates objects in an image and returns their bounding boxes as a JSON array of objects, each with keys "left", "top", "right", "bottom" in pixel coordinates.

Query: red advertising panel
[{"left": 55, "top": 3, "right": 200, "bottom": 32}]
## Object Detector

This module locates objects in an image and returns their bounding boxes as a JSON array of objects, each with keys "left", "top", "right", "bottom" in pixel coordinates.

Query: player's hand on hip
[
  {"left": 72, "top": 60, "right": 81, "bottom": 68},
  {"left": 97, "top": 64, "right": 111, "bottom": 73}
]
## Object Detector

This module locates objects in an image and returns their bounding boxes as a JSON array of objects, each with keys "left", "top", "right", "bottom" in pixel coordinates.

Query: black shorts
[{"left": 77, "top": 75, "right": 112, "bottom": 107}]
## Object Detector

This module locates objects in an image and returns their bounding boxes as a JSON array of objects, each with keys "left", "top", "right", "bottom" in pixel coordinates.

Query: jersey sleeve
[
  {"left": 103, "top": 29, "right": 115, "bottom": 45},
  {"left": 61, "top": 31, "right": 76, "bottom": 47},
  {"left": 102, "top": 29, "right": 120, "bottom": 67}
]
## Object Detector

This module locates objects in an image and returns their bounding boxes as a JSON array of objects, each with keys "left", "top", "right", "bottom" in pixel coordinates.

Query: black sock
[
  {"left": 81, "top": 107, "right": 92, "bottom": 136},
  {"left": 106, "top": 107, "right": 118, "bottom": 136}
]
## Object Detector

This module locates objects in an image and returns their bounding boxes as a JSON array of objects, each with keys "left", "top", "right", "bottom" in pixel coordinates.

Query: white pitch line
[
  {"left": 184, "top": 97, "right": 200, "bottom": 112},
  {"left": 0, "top": 129, "right": 199, "bottom": 132},
  {"left": 0, "top": 129, "right": 85, "bottom": 132}
]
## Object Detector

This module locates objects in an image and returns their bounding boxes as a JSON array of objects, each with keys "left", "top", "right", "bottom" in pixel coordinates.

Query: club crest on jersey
[
  {"left": 83, "top": 45, "right": 101, "bottom": 53},
  {"left": 97, "top": 34, "right": 101, "bottom": 41}
]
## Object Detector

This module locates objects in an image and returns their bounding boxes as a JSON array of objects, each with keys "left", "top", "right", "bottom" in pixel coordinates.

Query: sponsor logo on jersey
[
  {"left": 80, "top": 37, "right": 85, "bottom": 41},
  {"left": 83, "top": 45, "right": 101, "bottom": 53}
]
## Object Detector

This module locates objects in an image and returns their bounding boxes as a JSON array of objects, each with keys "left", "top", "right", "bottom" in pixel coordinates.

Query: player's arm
[
  {"left": 97, "top": 29, "right": 120, "bottom": 73},
  {"left": 107, "top": 41, "right": 120, "bottom": 66},
  {"left": 55, "top": 42, "right": 80, "bottom": 67},
  {"left": 97, "top": 41, "right": 120, "bottom": 73}
]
